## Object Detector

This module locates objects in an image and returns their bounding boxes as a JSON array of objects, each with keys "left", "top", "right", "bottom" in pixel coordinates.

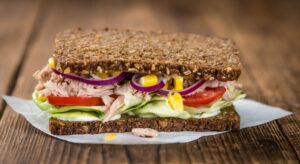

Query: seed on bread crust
[
  {"left": 49, "top": 105, "right": 240, "bottom": 135},
  {"left": 53, "top": 28, "right": 242, "bottom": 81}
]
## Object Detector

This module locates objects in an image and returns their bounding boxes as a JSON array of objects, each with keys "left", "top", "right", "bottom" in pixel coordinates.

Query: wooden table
[{"left": 0, "top": 0, "right": 299, "bottom": 163}]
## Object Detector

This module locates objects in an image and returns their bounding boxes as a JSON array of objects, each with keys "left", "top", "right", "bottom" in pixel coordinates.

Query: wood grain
[
  {"left": 0, "top": 0, "right": 168, "bottom": 163},
  {"left": 0, "top": 1, "right": 111, "bottom": 163},
  {"left": 0, "top": 0, "right": 40, "bottom": 116},
  {"left": 155, "top": 0, "right": 299, "bottom": 162},
  {"left": 0, "top": 0, "right": 299, "bottom": 163},
  {"left": 203, "top": 0, "right": 300, "bottom": 159}
]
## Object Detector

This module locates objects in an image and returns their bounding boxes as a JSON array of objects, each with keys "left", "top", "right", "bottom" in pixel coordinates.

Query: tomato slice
[
  {"left": 47, "top": 96, "right": 104, "bottom": 106},
  {"left": 183, "top": 87, "right": 226, "bottom": 107}
]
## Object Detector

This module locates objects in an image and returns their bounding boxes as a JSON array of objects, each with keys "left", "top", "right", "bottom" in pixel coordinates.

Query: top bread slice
[{"left": 53, "top": 28, "right": 241, "bottom": 81}]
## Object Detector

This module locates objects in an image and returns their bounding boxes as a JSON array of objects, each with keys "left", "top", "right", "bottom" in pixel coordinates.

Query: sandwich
[{"left": 32, "top": 28, "right": 245, "bottom": 135}]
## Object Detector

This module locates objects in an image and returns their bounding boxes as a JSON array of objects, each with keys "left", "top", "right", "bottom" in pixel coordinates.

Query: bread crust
[
  {"left": 49, "top": 105, "right": 240, "bottom": 135},
  {"left": 53, "top": 28, "right": 241, "bottom": 81}
]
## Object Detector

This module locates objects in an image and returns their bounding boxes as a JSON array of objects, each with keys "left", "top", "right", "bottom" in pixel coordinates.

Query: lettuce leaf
[
  {"left": 117, "top": 91, "right": 144, "bottom": 113},
  {"left": 132, "top": 87, "right": 246, "bottom": 119},
  {"left": 119, "top": 93, "right": 166, "bottom": 114},
  {"left": 132, "top": 99, "right": 192, "bottom": 119},
  {"left": 33, "top": 85, "right": 246, "bottom": 121}
]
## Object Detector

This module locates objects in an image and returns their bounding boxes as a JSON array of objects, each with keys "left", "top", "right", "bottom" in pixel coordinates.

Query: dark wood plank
[
  {"left": 124, "top": 145, "right": 159, "bottom": 164},
  {"left": 0, "top": 0, "right": 131, "bottom": 163},
  {"left": 195, "top": 0, "right": 300, "bottom": 161},
  {"left": 0, "top": 0, "right": 40, "bottom": 116},
  {"left": 207, "top": 0, "right": 300, "bottom": 159},
  {"left": 158, "top": 0, "right": 300, "bottom": 163},
  {"left": 0, "top": 0, "right": 179, "bottom": 163}
]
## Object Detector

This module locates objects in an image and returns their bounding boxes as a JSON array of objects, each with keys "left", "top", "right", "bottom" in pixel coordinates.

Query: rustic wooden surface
[{"left": 0, "top": 0, "right": 299, "bottom": 163}]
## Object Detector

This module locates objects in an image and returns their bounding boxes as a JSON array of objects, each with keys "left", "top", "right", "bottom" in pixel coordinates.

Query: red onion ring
[
  {"left": 157, "top": 80, "right": 206, "bottom": 96},
  {"left": 130, "top": 74, "right": 165, "bottom": 93},
  {"left": 52, "top": 69, "right": 127, "bottom": 85}
]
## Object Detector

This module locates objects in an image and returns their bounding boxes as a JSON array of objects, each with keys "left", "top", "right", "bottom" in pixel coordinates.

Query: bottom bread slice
[{"left": 49, "top": 105, "right": 240, "bottom": 135}]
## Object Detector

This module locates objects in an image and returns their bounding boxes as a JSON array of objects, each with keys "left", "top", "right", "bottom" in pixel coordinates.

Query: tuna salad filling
[{"left": 33, "top": 65, "right": 245, "bottom": 122}]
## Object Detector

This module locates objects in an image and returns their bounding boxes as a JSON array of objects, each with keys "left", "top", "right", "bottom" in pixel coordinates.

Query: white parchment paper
[{"left": 3, "top": 96, "right": 292, "bottom": 144}]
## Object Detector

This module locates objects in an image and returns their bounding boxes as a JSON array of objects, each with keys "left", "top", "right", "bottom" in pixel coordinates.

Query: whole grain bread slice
[
  {"left": 49, "top": 105, "right": 240, "bottom": 135},
  {"left": 53, "top": 28, "right": 241, "bottom": 81}
]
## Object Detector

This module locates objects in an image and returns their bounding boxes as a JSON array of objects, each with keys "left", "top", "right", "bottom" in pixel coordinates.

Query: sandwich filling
[{"left": 33, "top": 60, "right": 245, "bottom": 122}]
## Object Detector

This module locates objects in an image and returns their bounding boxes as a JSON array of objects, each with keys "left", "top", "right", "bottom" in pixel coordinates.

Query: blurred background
[{"left": 0, "top": 0, "right": 299, "bottom": 106}]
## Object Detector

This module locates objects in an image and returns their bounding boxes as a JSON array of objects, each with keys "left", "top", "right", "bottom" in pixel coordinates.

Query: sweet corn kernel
[
  {"left": 140, "top": 74, "right": 158, "bottom": 87},
  {"left": 163, "top": 82, "right": 169, "bottom": 89},
  {"left": 168, "top": 92, "right": 184, "bottom": 111},
  {"left": 104, "top": 133, "right": 117, "bottom": 141},
  {"left": 39, "top": 95, "right": 46, "bottom": 102},
  {"left": 48, "top": 58, "right": 55, "bottom": 69},
  {"left": 174, "top": 76, "right": 183, "bottom": 91},
  {"left": 111, "top": 71, "right": 121, "bottom": 76},
  {"left": 97, "top": 73, "right": 109, "bottom": 79}
]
